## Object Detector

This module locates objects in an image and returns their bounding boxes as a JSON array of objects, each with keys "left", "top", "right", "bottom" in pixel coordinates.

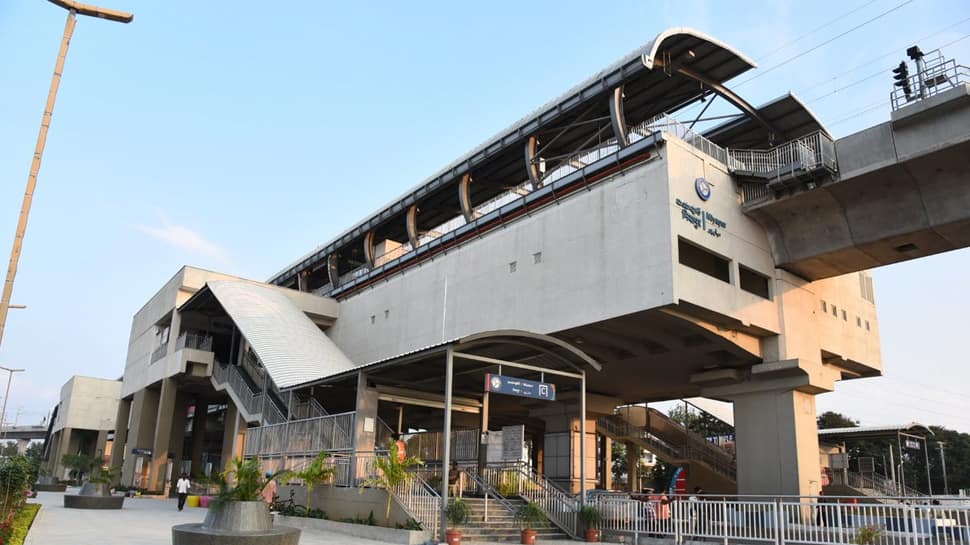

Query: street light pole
[
  {"left": 0, "top": 366, "right": 25, "bottom": 441},
  {"left": 0, "top": 1, "right": 132, "bottom": 352},
  {"left": 938, "top": 442, "right": 949, "bottom": 496}
]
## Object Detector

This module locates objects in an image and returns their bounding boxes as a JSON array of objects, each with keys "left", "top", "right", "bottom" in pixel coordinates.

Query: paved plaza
[{"left": 23, "top": 489, "right": 578, "bottom": 545}]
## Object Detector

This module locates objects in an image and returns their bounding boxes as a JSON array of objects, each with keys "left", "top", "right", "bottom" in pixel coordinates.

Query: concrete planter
[
  {"left": 64, "top": 481, "right": 125, "bottom": 509},
  {"left": 172, "top": 501, "right": 300, "bottom": 545},
  {"left": 276, "top": 515, "right": 429, "bottom": 545}
]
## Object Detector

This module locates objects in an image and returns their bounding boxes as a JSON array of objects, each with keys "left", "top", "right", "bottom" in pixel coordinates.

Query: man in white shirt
[{"left": 176, "top": 473, "right": 191, "bottom": 511}]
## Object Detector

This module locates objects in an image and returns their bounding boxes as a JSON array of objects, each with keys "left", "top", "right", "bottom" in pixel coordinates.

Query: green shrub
[
  {"left": 0, "top": 457, "right": 33, "bottom": 517},
  {"left": 7, "top": 503, "right": 40, "bottom": 545},
  {"left": 445, "top": 498, "right": 470, "bottom": 529}
]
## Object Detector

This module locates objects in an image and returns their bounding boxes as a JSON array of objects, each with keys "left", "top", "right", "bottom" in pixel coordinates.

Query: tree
[
  {"left": 293, "top": 451, "right": 334, "bottom": 513},
  {"left": 61, "top": 453, "right": 96, "bottom": 484},
  {"left": 818, "top": 411, "right": 859, "bottom": 429},
  {"left": 668, "top": 404, "right": 733, "bottom": 438},
  {"left": 360, "top": 441, "right": 423, "bottom": 526}
]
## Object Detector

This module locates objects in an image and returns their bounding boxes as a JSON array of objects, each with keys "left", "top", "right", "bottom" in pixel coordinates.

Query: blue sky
[{"left": 0, "top": 0, "right": 968, "bottom": 432}]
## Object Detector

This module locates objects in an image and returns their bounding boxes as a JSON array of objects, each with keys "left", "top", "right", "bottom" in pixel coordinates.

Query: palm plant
[
  {"left": 88, "top": 465, "right": 118, "bottom": 485},
  {"left": 359, "top": 441, "right": 423, "bottom": 526},
  {"left": 213, "top": 457, "right": 289, "bottom": 507},
  {"left": 293, "top": 451, "right": 334, "bottom": 513}
]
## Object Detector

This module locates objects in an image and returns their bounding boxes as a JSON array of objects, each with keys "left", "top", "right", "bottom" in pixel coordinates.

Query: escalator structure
[{"left": 597, "top": 404, "right": 738, "bottom": 492}]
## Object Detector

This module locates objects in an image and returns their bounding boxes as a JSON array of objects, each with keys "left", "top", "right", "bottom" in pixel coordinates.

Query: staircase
[
  {"left": 211, "top": 357, "right": 327, "bottom": 426},
  {"left": 598, "top": 406, "right": 737, "bottom": 491},
  {"left": 456, "top": 496, "right": 570, "bottom": 543},
  {"left": 827, "top": 470, "right": 926, "bottom": 501}
]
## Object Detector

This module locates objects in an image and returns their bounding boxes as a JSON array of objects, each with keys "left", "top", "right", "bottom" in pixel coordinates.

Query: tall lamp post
[
  {"left": 938, "top": 442, "right": 949, "bottom": 496},
  {"left": 0, "top": 366, "right": 25, "bottom": 441},
  {"left": 0, "top": 1, "right": 133, "bottom": 351}
]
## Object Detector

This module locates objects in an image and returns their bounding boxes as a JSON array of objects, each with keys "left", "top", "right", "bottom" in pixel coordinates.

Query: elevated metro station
[{"left": 107, "top": 27, "right": 969, "bottom": 539}]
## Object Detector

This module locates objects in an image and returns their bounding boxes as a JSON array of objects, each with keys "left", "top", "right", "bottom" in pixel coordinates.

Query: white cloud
[{"left": 134, "top": 213, "right": 233, "bottom": 266}]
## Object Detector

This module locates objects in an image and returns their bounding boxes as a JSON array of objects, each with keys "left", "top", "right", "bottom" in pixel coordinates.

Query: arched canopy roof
[
  {"left": 268, "top": 28, "right": 759, "bottom": 288},
  {"left": 285, "top": 329, "right": 600, "bottom": 392},
  {"left": 704, "top": 93, "right": 830, "bottom": 149},
  {"left": 818, "top": 422, "right": 934, "bottom": 442}
]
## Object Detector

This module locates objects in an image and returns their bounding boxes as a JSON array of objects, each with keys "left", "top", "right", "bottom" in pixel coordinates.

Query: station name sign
[
  {"left": 485, "top": 373, "right": 556, "bottom": 401},
  {"left": 675, "top": 198, "right": 726, "bottom": 238}
]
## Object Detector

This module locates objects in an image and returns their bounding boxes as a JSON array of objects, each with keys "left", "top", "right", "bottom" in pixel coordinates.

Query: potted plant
[
  {"left": 854, "top": 525, "right": 884, "bottom": 545},
  {"left": 172, "top": 457, "right": 300, "bottom": 545},
  {"left": 579, "top": 504, "right": 602, "bottom": 542},
  {"left": 64, "top": 465, "right": 124, "bottom": 509},
  {"left": 359, "top": 441, "right": 423, "bottom": 527},
  {"left": 515, "top": 501, "right": 546, "bottom": 545},
  {"left": 293, "top": 450, "right": 334, "bottom": 514},
  {"left": 444, "top": 497, "right": 470, "bottom": 545}
]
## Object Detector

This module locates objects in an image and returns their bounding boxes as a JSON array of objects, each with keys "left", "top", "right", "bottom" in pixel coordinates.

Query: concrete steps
[{"left": 452, "top": 496, "right": 570, "bottom": 543}]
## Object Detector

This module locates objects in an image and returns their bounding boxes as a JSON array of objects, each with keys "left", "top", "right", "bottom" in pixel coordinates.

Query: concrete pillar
[
  {"left": 190, "top": 400, "right": 209, "bottom": 477},
  {"left": 110, "top": 398, "right": 132, "bottom": 479},
  {"left": 167, "top": 391, "right": 190, "bottom": 477},
  {"left": 148, "top": 378, "right": 178, "bottom": 492},
  {"left": 626, "top": 443, "right": 640, "bottom": 492},
  {"left": 17, "top": 438, "right": 29, "bottom": 455},
  {"left": 732, "top": 388, "right": 823, "bottom": 497},
  {"left": 693, "top": 358, "right": 839, "bottom": 497},
  {"left": 220, "top": 402, "right": 241, "bottom": 471},
  {"left": 121, "top": 388, "right": 160, "bottom": 486},
  {"left": 352, "top": 372, "right": 378, "bottom": 453},
  {"left": 55, "top": 428, "right": 73, "bottom": 480},
  {"left": 94, "top": 430, "right": 109, "bottom": 467}
]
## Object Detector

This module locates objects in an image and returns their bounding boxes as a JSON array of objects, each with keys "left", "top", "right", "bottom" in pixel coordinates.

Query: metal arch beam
[
  {"left": 659, "top": 63, "right": 782, "bottom": 145},
  {"left": 458, "top": 173, "right": 476, "bottom": 224},
  {"left": 609, "top": 86, "right": 630, "bottom": 148},
  {"left": 406, "top": 205, "right": 420, "bottom": 248},
  {"left": 363, "top": 231, "right": 376, "bottom": 268},
  {"left": 525, "top": 135, "right": 543, "bottom": 189},
  {"left": 326, "top": 254, "right": 340, "bottom": 289}
]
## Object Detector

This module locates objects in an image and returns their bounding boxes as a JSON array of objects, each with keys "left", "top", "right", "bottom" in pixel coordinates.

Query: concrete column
[
  {"left": 54, "top": 427, "right": 73, "bottom": 480},
  {"left": 626, "top": 443, "right": 640, "bottom": 492},
  {"left": 190, "top": 400, "right": 209, "bottom": 477},
  {"left": 121, "top": 388, "right": 160, "bottom": 486},
  {"left": 17, "top": 438, "right": 29, "bottom": 454},
  {"left": 149, "top": 378, "right": 178, "bottom": 492},
  {"left": 167, "top": 391, "right": 190, "bottom": 477},
  {"left": 109, "top": 398, "right": 132, "bottom": 478},
  {"left": 220, "top": 402, "right": 241, "bottom": 470},
  {"left": 693, "top": 358, "right": 839, "bottom": 497},
  {"left": 733, "top": 388, "right": 823, "bottom": 497},
  {"left": 94, "top": 430, "right": 109, "bottom": 466},
  {"left": 352, "top": 372, "right": 378, "bottom": 453}
]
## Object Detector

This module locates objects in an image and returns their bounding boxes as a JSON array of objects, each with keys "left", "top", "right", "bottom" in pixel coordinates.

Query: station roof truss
[
  {"left": 268, "top": 28, "right": 788, "bottom": 291},
  {"left": 818, "top": 422, "right": 934, "bottom": 442}
]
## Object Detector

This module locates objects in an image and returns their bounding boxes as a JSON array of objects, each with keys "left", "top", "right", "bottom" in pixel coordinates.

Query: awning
[
  {"left": 192, "top": 280, "right": 355, "bottom": 389},
  {"left": 704, "top": 93, "right": 829, "bottom": 149}
]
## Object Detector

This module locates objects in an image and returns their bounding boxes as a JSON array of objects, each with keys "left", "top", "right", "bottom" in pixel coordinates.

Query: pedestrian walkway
[{"left": 24, "top": 489, "right": 579, "bottom": 544}]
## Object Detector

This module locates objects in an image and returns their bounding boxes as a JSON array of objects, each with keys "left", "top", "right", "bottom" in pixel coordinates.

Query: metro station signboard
[{"left": 485, "top": 373, "right": 555, "bottom": 401}]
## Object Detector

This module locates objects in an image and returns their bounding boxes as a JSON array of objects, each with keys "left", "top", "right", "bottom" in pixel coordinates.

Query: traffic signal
[{"left": 893, "top": 61, "right": 912, "bottom": 99}]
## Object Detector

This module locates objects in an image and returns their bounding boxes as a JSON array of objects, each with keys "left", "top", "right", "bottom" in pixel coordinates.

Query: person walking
[
  {"left": 175, "top": 473, "right": 191, "bottom": 511},
  {"left": 262, "top": 472, "right": 278, "bottom": 505}
]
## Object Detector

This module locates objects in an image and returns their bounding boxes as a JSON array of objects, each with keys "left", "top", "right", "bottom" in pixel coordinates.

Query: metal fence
[
  {"left": 728, "top": 131, "right": 837, "bottom": 178},
  {"left": 482, "top": 461, "right": 579, "bottom": 538},
  {"left": 244, "top": 412, "right": 354, "bottom": 458},
  {"left": 175, "top": 331, "right": 213, "bottom": 351},
  {"left": 592, "top": 495, "right": 970, "bottom": 545},
  {"left": 891, "top": 51, "right": 970, "bottom": 110}
]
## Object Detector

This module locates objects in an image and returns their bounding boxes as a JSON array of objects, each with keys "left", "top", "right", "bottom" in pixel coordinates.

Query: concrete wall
[
  {"left": 327, "top": 151, "right": 675, "bottom": 364},
  {"left": 52, "top": 376, "right": 121, "bottom": 433},
  {"left": 277, "top": 484, "right": 411, "bottom": 526}
]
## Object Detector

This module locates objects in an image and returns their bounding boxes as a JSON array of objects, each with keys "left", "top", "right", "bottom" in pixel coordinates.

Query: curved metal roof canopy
[
  {"left": 269, "top": 28, "right": 763, "bottom": 287},
  {"left": 704, "top": 93, "right": 830, "bottom": 149},
  {"left": 285, "top": 329, "right": 601, "bottom": 392},
  {"left": 185, "top": 280, "right": 355, "bottom": 389}
]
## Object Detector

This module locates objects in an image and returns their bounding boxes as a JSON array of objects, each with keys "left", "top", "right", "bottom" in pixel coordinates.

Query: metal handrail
[
  {"left": 392, "top": 472, "right": 441, "bottom": 538},
  {"left": 891, "top": 51, "right": 970, "bottom": 110},
  {"left": 150, "top": 342, "right": 168, "bottom": 363},
  {"left": 727, "top": 130, "right": 837, "bottom": 179},
  {"left": 483, "top": 461, "right": 579, "bottom": 538},
  {"left": 175, "top": 331, "right": 213, "bottom": 352},
  {"left": 463, "top": 466, "right": 517, "bottom": 515}
]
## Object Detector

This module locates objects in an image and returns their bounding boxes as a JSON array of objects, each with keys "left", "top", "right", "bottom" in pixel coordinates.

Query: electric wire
[
  {"left": 753, "top": 0, "right": 882, "bottom": 63},
  {"left": 734, "top": 0, "right": 917, "bottom": 88}
]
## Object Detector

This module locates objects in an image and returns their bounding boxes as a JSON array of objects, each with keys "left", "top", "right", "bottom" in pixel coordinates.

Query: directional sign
[{"left": 484, "top": 373, "right": 555, "bottom": 401}]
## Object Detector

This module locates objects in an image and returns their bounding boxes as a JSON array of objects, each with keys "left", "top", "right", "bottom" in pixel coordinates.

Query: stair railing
[{"left": 483, "top": 462, "right": 578, "bottom": 538}]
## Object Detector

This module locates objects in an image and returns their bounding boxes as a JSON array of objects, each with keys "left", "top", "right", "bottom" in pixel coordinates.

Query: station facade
[{"left": 109, "top": 28, "right": 885, "bottom": 523}]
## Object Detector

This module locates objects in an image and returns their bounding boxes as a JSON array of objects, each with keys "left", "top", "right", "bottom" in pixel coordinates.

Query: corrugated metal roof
[
  {"left": 818, "top": 422, "right": 932, "bottom": 436},
  {"left": 206, "top": 280, "right": 354, "bottom": 389}
]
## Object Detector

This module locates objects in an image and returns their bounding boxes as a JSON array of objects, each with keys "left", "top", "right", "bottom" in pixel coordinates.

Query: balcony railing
[
  {"left": 891, "top": 49, "right": 970, "bottom": 110},
  {"left": 150, "top": 342, "right": 168, "bottom": 364},
  {"left": 243, "top": 411, "right": 355, "bottom": 458},
  {"left": 176, "top": 331, "right": 213, "bottom": 352}
]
